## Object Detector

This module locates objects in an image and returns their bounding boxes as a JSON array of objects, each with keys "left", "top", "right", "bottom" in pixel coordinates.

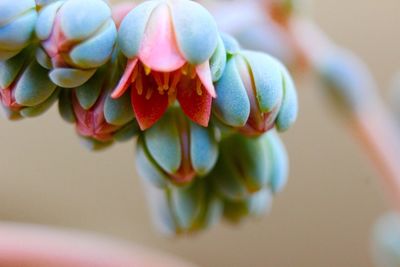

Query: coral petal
[
  {"left": 138, "top": 4, "right": 185, "bottom": 72},
  {"left": 131, "top": 85, "right": 169, "bottom": 130},
  {"left": 111, "top": 58, "right": 138, "bottom": 98},
  {"left": 177, "top": 86, "right": 212, "bottom": 127},
  {"left": 196, "top": 62, "right": 216, "bottom": 98}
]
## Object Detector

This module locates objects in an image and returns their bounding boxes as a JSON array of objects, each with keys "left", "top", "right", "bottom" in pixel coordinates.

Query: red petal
[
  {"left": 131, "top": 86, "right": 169, "bottom": 130},
  {"left": 177, "top": 85, "right": 212, "bottom": 127},
  {"left": 111, "top": 58, "right": 138, "bottom": 98}
]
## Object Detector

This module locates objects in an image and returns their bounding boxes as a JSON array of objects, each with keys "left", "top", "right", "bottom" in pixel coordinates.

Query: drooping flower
[
  {"left": 113, "top": 0, "right": 226, "bottom": 130},
  {"left": 0, "top": 0, "right": 37, "bottom": 60},
  {"left": 35, "top": 0, "right": 117, "bottom": 88},
  {"left": 136, "top": 107, "right": 219, "bottom": 186},
  {"left": 213, "top": 48, "right": 298, "bottom": 136},
  {"left": 209, "top": 131, "right": 288, "bottom": 201},
  {"left": 58, "top": 55, "right": 138, "bottom": 151},
  {"left": 0, "top": 47, "right": 59, "bottom": 120},
  {"left": 143, "top": 178, "right": 223, "bottom": 235}
]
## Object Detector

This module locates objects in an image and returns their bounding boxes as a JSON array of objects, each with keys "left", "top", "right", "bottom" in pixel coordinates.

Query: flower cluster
[{"left": 0, "top": 0, "right": 298, "bottom": 235}]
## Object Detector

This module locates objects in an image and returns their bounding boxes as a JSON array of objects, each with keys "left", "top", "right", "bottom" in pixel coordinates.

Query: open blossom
[
  {"left": 136, "top": 107, "right": 219, "bottom": 186},
  {"left": 0, "top": 47, "right": 58, "bottom": 120},
  {"left": 0, "top": 0, "right": 37, "bottom": 60},
  {"left": 35, "top": 0, "right": 117, "bottom": 88},
  {"left": 113, "top": 0, "right": 226, "bottom": 130},
  {"left": 213, "top": 48, "right": 298, "bottom": 136}
]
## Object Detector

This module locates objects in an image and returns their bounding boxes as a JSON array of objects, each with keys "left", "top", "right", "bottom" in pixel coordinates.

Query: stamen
[
  {"left": 145, "top": 88, "right": 153, "bottom": 100},
  {"left": 170, "top": 71, "right": 181, "bottom": 93},
  {"left": 144, "top": 65, "right": 151, "bottom": 76},
  {"left": 163, "top": 73, "right": 170, "bottom": 90},
  {"left": 189, "top": 65, "right": 197, "bottom": 79},
  {"left": 181, "top": 64, "right": 188, "bottom": 75},
  {"left": 131, "top": 66, "right": 138, "bottom": 82},
  {"left": 196, "top": 79, "right": 203, "bottom": 96},
  {"left": 136, "top": 74, "right": 143, "bottom": 95},
  {"left": 153, "top": 72, "right": 163, "bottom": 87}
]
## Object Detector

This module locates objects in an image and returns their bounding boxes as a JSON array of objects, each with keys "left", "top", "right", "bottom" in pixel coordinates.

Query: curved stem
[{"left": 0, "top": 223, "right": 195, "bottom": 267}]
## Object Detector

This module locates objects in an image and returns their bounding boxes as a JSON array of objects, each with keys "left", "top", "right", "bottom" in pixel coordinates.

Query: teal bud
[
  {"left": 0, "top": 0, "right": 37, "bottom": 60},
  {"left": 213, "top": 49, "right": 298, "bottom": 135},
  {"left": 223, "top": 189, "right": 272, "bottom": 223},
  {"left": 58, "top": 56, "right": 137, "bottom": 150},
  {"left": 143, "top": 179, "right": 223, "bottom": 235},
  {"left": 0, "top": 47, "right": 58, "bottom": 119},
  {"left": 136, "top": 107, "right": 219, "bottom": 186},
  {"left": 372, "top": 213, "right": 400, "bottom": 267},
  {"left": 36, "top": 0, "right": 117, "bottom": 87},
  {"left": 210, "top": 131, "right": 289, "bottom": 201}
]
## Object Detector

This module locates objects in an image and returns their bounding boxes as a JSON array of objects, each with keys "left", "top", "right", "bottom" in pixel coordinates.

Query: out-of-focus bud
[
  {"left": 213, "top": 49, "right": 298, "bottom": 136},
  {"left": 0, "top": 47, "right": 59, "bottom": 120},
  {"left": 210, "top": 131, "right": 289, "bottom": 201},
  {"left": 223, "top": 189, "right": 273, "bottom": 223},
  {"left": 136, "top": 107, "right": 219, "bottom": 186},
  {"left": 372, "top": 213, "right": 400, "bottom": 267},
  {"left": 144, "top": 179, "right": 223, "bottom": 236},
  {"left": 113, "top": 0, "right": 225, "bottom": 130},
  {"left": 0, "top": 0, "right": 37, "bottom": 60},
  {"left": 58, "top": 55, "right": 138, "bottom": 151},
  {"left": 36, "top": 0, "right": 117, "bottom": 88},
  {"left": 317, "top": 49, "right": 376, "bottom": 116}
]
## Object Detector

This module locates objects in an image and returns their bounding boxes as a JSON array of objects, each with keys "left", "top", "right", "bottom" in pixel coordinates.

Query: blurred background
[{"left": 1, "top": 0, "right": 400, "bottom": 266}]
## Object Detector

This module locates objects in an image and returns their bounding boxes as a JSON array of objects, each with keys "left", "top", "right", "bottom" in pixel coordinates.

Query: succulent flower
[
  {"left": 144, "top": 178, "right": 223, "bottom": 235},
  {"left": 113, "top": 0, "right": 226, "bottom": 130},
  {"left": 136, "top": 107, "right": 219, "bottom": 186},
  {"left": 35, "top": 0, "right": 117, "bottom": 88},
  {"left": 210, "top": 131, "right": 288, "bottom": 201},
  {"left": 372, "top": 213, "right": 400, "bottom": 267},
  {"left": 0, "top": 47, "right": 59, "bottom": 120},
  {"left": 0, "top": 0, "right": 37, "bottom": 60},
  {"left": 58, "top": 54, "right": 138, "bottom": 150},
  {"left": 213, "top": 49, "right": 298, "bottom": 135}
]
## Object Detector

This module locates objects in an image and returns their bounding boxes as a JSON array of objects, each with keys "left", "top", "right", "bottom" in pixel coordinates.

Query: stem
[
  {"left": 352, "top": 102, "right": 400, "bottom": 210},
  {"left": 0, "top": 223, "right": 195, "bottom": 267}
]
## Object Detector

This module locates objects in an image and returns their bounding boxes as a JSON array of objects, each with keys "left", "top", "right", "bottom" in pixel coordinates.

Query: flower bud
[
  {"left": 58, "top": 59, "right": 138, "bottom": 151},
  {"left": 36, "top": 0, "right": 117, "bottom": 88},
  {"left": 0, "top": 47, "right": 59, "bottom": 119},
  {"left": 144, "top": 179, "right": 223, "bottom": 235},
  {"left": 0, "top": 0, "right": 37, "bottom": 60},
  {"left": 210, "top": 131, "right": 289, "bottom": 201},
  {"left": 112, "top": 0, "right": 225, "bottom": 130},
  {"left": 223, "top": 189, "right": 273, "bottom": 223},
  {"left": 213, "top": 49, "right": 298, "bottom": 135},
  {"left": 136, "top": 107, "right": 219, "bottom": 186}
]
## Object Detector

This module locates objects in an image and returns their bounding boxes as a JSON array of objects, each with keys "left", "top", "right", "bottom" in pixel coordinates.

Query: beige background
[{"left": 1, "top": 0, "right": 400, "bottom": 266}]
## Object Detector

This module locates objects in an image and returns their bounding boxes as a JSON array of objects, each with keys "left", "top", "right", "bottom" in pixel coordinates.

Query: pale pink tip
[
  {"left": 138, "top": 3, "right": 186, "bottom": 72},
  {"left": 112, "top": 2, "right": 137, "bottom": 28},
  {"left": 111, "top": 58, "right": 138, "bottom": 99},
  {"left": 196, "top": 61, "right": 216, "bottom": 98}
]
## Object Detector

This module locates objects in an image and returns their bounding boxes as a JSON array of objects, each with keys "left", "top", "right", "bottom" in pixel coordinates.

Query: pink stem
[{"left": 0, "top": 223, "right": 195, "bottom": 267}]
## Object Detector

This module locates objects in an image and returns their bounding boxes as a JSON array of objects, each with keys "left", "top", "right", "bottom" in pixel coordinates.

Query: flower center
[{"left": 130, "top": 63, "right": 205, "bottom": 104}]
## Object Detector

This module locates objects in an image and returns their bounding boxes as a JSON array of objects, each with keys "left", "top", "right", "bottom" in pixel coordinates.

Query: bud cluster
[{"left": 0, "top": 0, "right": 298, "bottom": 235}]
